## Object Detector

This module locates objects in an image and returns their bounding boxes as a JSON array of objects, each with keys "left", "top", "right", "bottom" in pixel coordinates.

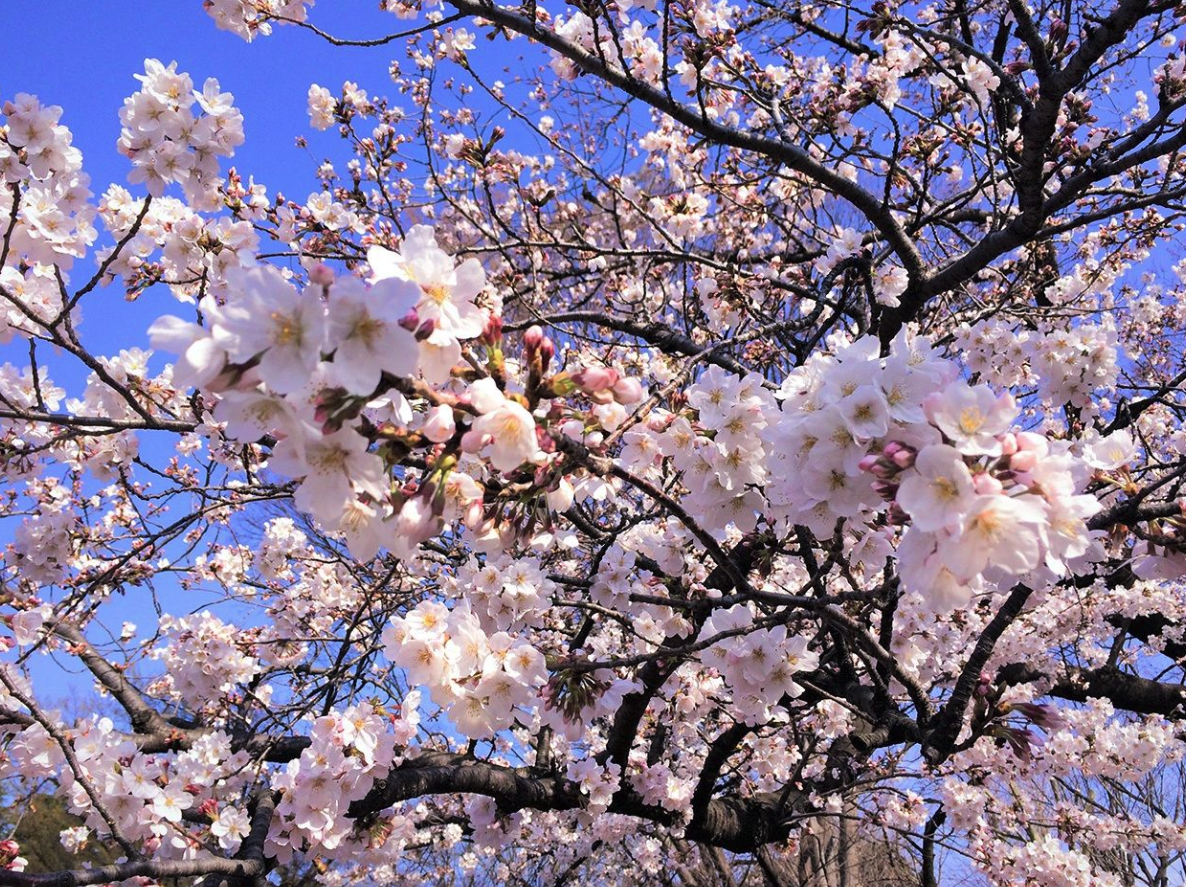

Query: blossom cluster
[
  {"left": 270, "top": 703, "right": 411, "bottom": 859},
  {"left": 0, "top": 92, "right": 96, "bottom": 274},
  {"left": 701, "top": 605, "right": 820, "bottom": 725},
  {"left": 955, "top": 318, "right": 1121, "bottom": 412},
  {"left": 382, "top": 601, "right": 548, "bottom": 739},
  {"left": 5, "top": 717, "right": 255, "bottom": 858},
  {"left": 116, "top": 59, "right": 243, "bottom": 209},
  {"left": 204, "top": 0, "right": 315, "bottom": 41},
  {"left": 875, "top": 383, "right": 1108, "bottom": 609},
  {"left": 151, "top": 611, "right": 262, "bottom": 711},
  {"left": 658, "top": 366, "right": 774, "bottom": 534}
]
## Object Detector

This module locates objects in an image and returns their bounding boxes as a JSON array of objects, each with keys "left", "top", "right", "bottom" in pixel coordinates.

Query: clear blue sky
[{"left": 1, "top": 1, "right": 410, "bottom": 209}]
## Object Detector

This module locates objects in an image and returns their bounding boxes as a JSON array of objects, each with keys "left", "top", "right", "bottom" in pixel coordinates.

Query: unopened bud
[
  {"left": 398, "top": 307, "right": 420, "bottom": 332},
  {"left": 1010, "top": 450, "right": 1038, "bottom": 473},
  {"left": 463, "top": 500, "right": 485, "bottom": 530},
  {"left": 460, "top": 429, "right": 488, "bottom": 453},
  {"left": 308, "top": 263, "right": 335, "bottom": 287},
  {"left": 858, "top": 453, "right": 883, "bottom": 474},
  {"left": 523, "top": 325, "right": 545, "bottom": 350},
  {"left": 574, "top": 366, "right": 619, "bottom": 393},
  {"left": 422, "top": 405, "right": 456, "bottom": 443},
  {"left": 973, "top": 473, "right": 1003, "bottom": 495},
  {"left": 415, "top": 318, "right": 437, "bottom": 342},
  {"left": 483, "top": 314, "right": 504, "bottom": 344},
  {"left": 613, "top": 377, "right": 645, "bottom": 404},
  {"left": 883, "top": 441, "right": 916, "bottom": 469}
]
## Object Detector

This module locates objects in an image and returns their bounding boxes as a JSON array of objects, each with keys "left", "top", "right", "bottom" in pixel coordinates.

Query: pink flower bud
[
  {"left": 460, "top": 429, "right": 487, "bottom": 453},
  {"left": 858, "top": 453, "right": 881, "bottom": 473},
  {"left": 540, "top": 337, "right": 555, "bottom": 371},
  {"left": 999, "top": 432, "right": 1018, "bottom": 456},
  {"left": 415, "top": 319, "right": 437, "bottom": 342},
  {"left": 464, "top": 500, "right": 486, "bottom": 530},
  {"left": 308, "top": 263, "right": 335, "bottom": 287},
  {"left": 398, "top": 307, "right": 420, "bottom": 332},
  {"left": 1015, "top": 431, "right": 1046, "bottom": 452},
  {"left": 883, "top": 441, "right": 917, "bottom": 469},
  {"left": 499, "top": 522, "right": 518, "bottom": 548},
  {"left": 613, "top": 377, "right": 645, "bottom": 404},
  {"left": 422, "top": 405, "right": 456, "bottom": 443},
  {"left": 483, "top": 314, "right": 504, "bottom": 343},
  {"left": 523, "top": 325, "right": 545, "bottom": 350},
  {"left": 574, "top": 366, "right": 619, "bottom": 393},
  {"left": 1010, "top": 450, "right": 1038, "bottom": 473},
  {"left": 973, "top": 473, "right": 1003, "bottom": 495}
]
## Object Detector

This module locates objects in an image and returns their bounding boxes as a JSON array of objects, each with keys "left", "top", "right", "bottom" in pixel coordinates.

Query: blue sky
[{"left": 1, "top": 1, "right": 404, "bottom": 200}]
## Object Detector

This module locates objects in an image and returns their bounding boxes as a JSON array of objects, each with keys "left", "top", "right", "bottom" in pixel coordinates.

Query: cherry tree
[{"left": 4, "top": 0, "right": 1186, "bottom": 884}]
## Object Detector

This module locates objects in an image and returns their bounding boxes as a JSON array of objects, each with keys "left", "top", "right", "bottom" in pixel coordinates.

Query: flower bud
[
  {"left": 499, "top": 521, "right": 518, "bottom": 548},
  {"left": 523, "top": 325, "right": 545, "bottom": 351},
  {"left": 460, "top": 429, "right": 487, "bottom": 453},
  {"left": 547, "top": 477, "right": 575, "bottom": 512},
  {"left": 415, "top": 319, "right": 437, "bottom": 342},
  {"left": 463, "top": 500, "right": 486, "bottom": 530},
  {"left": 1010, "top": 450, "right": 1038, "bottom": 473},
  {"left": 883, "top": 441, "right": 917, "bottom": 469},
  {"left": 308, "top": 263, "right": 335, "bottom": 287},
  {"left": 858, "top": 453, "right": 883, "bottom": 474},
  {"left": 483, "top": 314, "right": 504, "bottom": 344},
  {"left": 398, "top": 307, "right": 420, "bottom": 332},
  {"left": 613, "top": 377, "right": 645, "bottom": 404},
  {"left": 422, "top": 405, "right": 456, "bottom": 443},
  {"left": 1015, "top": 431, "right": 1046, "bottom": 453},
  {"left": 973, "top": 473, "right": 1004, "bottom": 495},
  {"left": 574, "top": 366, "right": 619, "bottom": 393}
]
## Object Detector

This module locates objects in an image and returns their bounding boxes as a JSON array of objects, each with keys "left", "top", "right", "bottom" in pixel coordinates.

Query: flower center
[
  {"left": 270, "top": 310, "right": 303, "bottom": 347},
  {"left": 422, "top": 283, "right": 451, "bottom": 305},
  {"left": 958, "top": 407, "right": 984, "bottom": 434}
]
